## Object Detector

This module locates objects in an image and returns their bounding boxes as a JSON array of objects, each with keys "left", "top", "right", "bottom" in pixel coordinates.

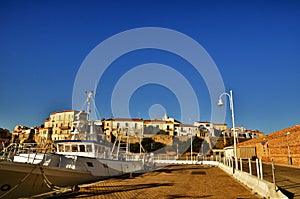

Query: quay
[{"left": 41, "top": 165, "right": 259, "bottom": 199}]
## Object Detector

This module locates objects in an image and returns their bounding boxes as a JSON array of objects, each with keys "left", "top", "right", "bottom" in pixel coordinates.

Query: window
[
  {"left": 65, "top": 145, "right": 71, "bottom": 152},
  {"left": 125, "top": 123, "right": 128, "bottom": 127},
  {"left": 86, "top": 162, "right": 94, "bottom": 167},
  {"left": 79, "top": 145, "right": 85, "bottom": 152},
  {"left": 135, "top": 123, "right": 137, "bottom": 129},
  {"left": 72, "top": 145, "right": 78, "bottom": 152},
  {"left": 58, "top": 144, "right": 63, "bottom": 152},
  {"left": 117, "top": 123, "right": 120, "bottom": 128},
  {"left": 86, "top": 145, "right": 92, "bottom": 152}
]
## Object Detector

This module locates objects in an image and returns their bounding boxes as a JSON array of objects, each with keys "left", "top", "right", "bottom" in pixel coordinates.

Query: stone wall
[{"left": 237, "top": 124, "right": 300, "bottom": 166}]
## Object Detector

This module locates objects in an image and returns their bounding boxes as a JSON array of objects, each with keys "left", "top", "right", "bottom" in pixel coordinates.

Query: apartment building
[
  {"left": 222, "top": 126, "right": 263, "bottom": 139},
  {"left": 103, "top": 118, "right": 144, "bottom": 141},
  {"left": 46, "top": 110, "right": 87, "bottom": 141},
  {"left": 175, "top": 123, "right": 198, "bottom": 136},
  {"left": 193, "top": 121, "right": 227, "bottom": 137},
  {"left": 11, "top": 125, "right": 35, "bottom": 143}
]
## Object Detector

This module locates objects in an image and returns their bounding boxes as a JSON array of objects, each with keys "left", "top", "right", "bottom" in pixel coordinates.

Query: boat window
[
  {"left": 72, "top": 145, "right": 78, "bottom": 152},
  {"left": 86, "top": 162, "right": 94, "bottom": 167},
  {"left": 79, "top": 145, "right": 85, "bottom": 152},
  {"left": 65, "top": 145, "right": 71, "bottom": 152},
  {"left": 58, "top": 144, "right": 63, "bottom": 152},
  {"left": 86, "top": 145, "right": 92, "bottom": 152}
]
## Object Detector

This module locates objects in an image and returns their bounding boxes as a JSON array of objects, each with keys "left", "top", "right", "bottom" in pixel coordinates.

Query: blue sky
[{"left": 0, "top": 0, "right": 299, "bottom": 134}]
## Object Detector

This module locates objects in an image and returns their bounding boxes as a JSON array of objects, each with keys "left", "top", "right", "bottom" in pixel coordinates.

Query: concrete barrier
[
  {"left": 154, "top": 160, "right": 219, "bottom": 166},
  {"left": 218, "top": 163, "right": 288, "bottom": 199}
]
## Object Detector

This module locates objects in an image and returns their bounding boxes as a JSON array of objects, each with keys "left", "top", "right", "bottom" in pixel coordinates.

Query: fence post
[
  {"left": 256, "top": 159, "right": 260, "bottom": 178},
  {"left": 240, "top": 158, "right": 243, "bottom": 171},
  {"left": 248, "top": 158, "right": 252, "bottom": 175},
  {"left": 271, "top": 158, "right": 276, "bottom": 191},
  {"left": 259, "top": 159, "right": 263, "bottom": 179}
]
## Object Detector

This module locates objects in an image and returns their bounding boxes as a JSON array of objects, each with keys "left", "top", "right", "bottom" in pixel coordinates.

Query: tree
[{"left": 0, "top": 128, "right": 11, "bottom": 139}]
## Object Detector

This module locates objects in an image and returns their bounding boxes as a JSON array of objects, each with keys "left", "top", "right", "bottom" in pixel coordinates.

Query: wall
[{"left": 237, "top": 124, "right": 300, "bottom": 166}]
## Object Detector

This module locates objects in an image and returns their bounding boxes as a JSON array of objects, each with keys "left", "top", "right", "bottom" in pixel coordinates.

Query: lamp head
[{"left": 218, "top": 98, "right": 224, "bottom": 106}]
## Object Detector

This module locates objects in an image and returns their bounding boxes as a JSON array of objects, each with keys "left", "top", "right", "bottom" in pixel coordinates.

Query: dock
[{"left": 42, "top": 165, "right": 259, "bottom": 199}]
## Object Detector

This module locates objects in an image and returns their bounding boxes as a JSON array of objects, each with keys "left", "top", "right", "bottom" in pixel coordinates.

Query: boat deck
[{"left": 34, "top": 164, "right": 259, "bottom": 199}]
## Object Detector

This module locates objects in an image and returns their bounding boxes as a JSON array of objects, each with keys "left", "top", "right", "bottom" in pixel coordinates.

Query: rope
[
  {"left": 0, "top": 143, "right": 64, "bottom": 198},
  {"left": 38, "top": 164, "right": 61, "bottom": 190},
  {"left": 0, "top": 163, "right": 38, "bottom": 199}
]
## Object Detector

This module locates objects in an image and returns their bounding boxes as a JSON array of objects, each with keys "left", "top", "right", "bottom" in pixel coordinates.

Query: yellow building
[
  {"left": 144, "top": 115, "right": 180, "bottom": 136},
  {"left": 46, "top": 110, "right": 87, "bottom": 141}
]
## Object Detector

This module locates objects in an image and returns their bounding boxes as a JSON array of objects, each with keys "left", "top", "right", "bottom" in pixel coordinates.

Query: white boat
[{"left": 0, "top": 92, "right": 152, "bottom": 199}]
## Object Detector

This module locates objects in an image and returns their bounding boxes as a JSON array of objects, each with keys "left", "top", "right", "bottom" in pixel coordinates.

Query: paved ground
[{"left": 51, "top": 165, "right": 259, "bottom": 199}]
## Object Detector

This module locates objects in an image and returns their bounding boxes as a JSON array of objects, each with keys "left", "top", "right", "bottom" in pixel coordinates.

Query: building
[
  {"left": 103, "top": 118, "right": 144, "bottom": 141},
  {"left": 144, "top": 115, "right": 180, "bottom": 136},
  {"left": 11, "top": 125, "right": 37, "bottom": 143},
  {"left": 236, "top": 124, "right": 300, "bottom": 166},
  {"left": 175, "top": 123, "right": 198, "bottom": 136},
  {"left": 222, "top": 126, "right": 263, "bottom": 139},
  {"left": 43, "top": 110, "right": 87, "bottom": 141},
  {"left": 194, "top": 121, "right": 227, "bottom": 137},
  {"left": 36, "top": 125, "right": 52, "bottom": 144}
]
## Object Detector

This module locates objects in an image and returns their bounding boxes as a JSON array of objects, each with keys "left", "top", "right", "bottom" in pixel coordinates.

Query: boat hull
[
  {"left": 0, "top": 161, "right": 98, "bottom": 199},
  {"left": 0, "top": 156, "right": 145, "bottom": 199}
]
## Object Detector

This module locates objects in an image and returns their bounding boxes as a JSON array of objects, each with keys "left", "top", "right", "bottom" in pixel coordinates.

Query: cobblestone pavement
[{"left": 55, "top": 165, "right": 259, "bottom": 199}]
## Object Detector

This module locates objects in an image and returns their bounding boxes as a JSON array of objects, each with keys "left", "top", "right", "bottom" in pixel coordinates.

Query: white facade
[
  {"left": 194, "top": 121, "right": 215, "bottom": 136},
  {"left": 175, "top": 124, "right": 198, "bottom": 136},
  {"left": 222, "top": 126, "right": 263, "bottom": 139},
  {"left": 224, "top": 146, "right": 234, "bottom": 158},
  {"left": 104, "top": 118, "right": 144, "bottom": 137}
]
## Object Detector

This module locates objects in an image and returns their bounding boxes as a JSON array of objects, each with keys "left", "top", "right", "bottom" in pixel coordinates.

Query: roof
[
  {"left": 178, "top": 124, "right": 196, "bottom": 127},
  {"left": 106, "top": 118, "right": 143, "bottom": 122},
  {"left": 50, "top": 110, "right": 75, "bottom": 115},
  {"left": 195, "top": 121, "right": 211, "bottom": 124},
  {"left": 144, "top": 119, "right": 164, "bottom": 123}
]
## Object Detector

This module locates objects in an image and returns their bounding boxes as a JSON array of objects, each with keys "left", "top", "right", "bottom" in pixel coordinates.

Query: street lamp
[
  {"left": 218, "top": 90, "right": 238, "bottom": 170},
  {"left": 286, "top": 132, "right": 291, "bottom": 165},
  {"left": 190, "top": 129, "right": 193, "bottom": 163}
]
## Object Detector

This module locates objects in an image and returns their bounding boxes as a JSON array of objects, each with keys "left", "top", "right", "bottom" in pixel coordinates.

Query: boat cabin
[{"left": 55, "top": 140, "right": 111, "bottom": 159}]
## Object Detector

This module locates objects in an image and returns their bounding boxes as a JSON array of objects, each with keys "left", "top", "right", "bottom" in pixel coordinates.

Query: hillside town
[
  {"left": 1, "top": 109, "right": 299, "bottom": 168},
  {"left": 1, "top": 109, "right": 262, "bottom": 154},
  {"left": 0, "top": 110, "right": 300, "bottom": 169}
]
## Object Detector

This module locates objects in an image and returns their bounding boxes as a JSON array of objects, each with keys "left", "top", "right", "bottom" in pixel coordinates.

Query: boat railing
[{"left": 0, "top": 142, "right": 55, "bottom": 164}]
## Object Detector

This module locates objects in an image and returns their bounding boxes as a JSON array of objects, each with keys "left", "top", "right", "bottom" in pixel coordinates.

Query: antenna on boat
[{"left": 85, "top": 91, "right": 94, "bottom": 120}]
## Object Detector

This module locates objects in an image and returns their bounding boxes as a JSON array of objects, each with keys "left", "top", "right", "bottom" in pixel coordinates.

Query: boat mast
[{"left": 86, "top": 91, "right": 94, "bottom": 120}]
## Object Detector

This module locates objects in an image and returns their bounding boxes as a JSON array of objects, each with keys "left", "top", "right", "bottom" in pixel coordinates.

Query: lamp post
[
  {"left": 190, "top": 129, "right": 193, "bottom": 163},
  {"left": 218, "top": 90, "right": 238, "bottom": 170},
  {"left": 286, "top": 132, "right": 291, "bottom": 165}
]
